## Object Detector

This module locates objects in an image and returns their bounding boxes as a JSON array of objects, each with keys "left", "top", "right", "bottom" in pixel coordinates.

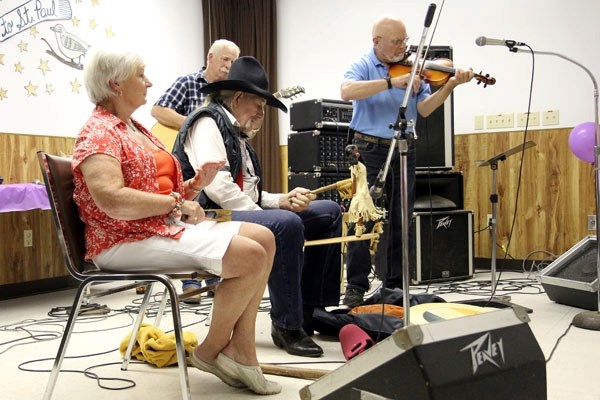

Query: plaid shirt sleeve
[{"left": 154, "top": 71, "right": 208, "bottom": 116}]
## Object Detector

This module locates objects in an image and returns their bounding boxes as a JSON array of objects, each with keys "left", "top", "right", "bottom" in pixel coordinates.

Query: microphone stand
[
  {"left": 515, "top": 47, "right": 600, "bottom": 330},
  {"left": 371, "top": 3, "right": 436, "bottom": 327}
]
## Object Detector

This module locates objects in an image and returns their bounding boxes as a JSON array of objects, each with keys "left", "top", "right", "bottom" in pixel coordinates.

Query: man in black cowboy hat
[{"left": 172, "top": 56, "right": 343, "bottom": 357}]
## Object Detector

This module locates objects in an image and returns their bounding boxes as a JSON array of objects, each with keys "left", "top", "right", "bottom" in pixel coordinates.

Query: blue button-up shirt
[{"left": 343, "top": 47, "right": 431, "bottom": 138}]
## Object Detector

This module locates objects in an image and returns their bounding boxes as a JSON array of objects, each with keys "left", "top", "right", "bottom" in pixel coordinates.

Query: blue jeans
[
  {"left": 346, "top": 137, "right": 416, "bottom": 291},
  {"left": 232, "top": 200, "right": 342, "bottom": 330}
]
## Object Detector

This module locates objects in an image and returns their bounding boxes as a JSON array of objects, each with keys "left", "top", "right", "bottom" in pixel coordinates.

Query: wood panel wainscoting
[
  {"left": 454, "top": 127, "right": 595, "bottom": 266},
  {"left": 0, "top": 133, "right": 76, "bottom": 299}
]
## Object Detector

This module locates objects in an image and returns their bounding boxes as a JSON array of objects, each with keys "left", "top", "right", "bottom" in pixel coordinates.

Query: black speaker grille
[
  {"left": 288, "top": 130, "right": 350, "bottom": 172},
  {"left": 412, "top": 210, "right": 473, "bottom": 284},
  {"left": 551, "top": 241, "right": 597, "bottom": 283},
  {"left": 414, "top": 45, "right": 454, "bottom": 169}
]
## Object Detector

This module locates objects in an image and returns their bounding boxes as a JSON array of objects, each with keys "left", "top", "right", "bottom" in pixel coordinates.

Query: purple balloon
[{"left": 569, "top": 122, "right": 597, "bottom": 163}]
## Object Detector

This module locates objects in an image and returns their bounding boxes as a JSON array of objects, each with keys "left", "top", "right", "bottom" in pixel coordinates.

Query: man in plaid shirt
[{"left": 151, "top": 39, "right": 240, "bottom": 131}]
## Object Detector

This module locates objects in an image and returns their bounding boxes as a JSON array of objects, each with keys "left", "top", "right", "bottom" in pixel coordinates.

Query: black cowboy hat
[{"left": 200, "top": 56, "right": 287, "bottom": 112}]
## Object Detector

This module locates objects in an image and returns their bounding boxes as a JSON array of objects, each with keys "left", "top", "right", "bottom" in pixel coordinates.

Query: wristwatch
[{"left": 385, "top": 75, "right": 392, "bottom": 89}]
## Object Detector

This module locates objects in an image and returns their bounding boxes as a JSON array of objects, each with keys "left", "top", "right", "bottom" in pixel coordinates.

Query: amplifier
[
  {"left": 540, "top": 235, "right": 598, "bottom": 310},
  {"left": 414, "top": 170, "right": 463, "bottom": 211},
  {"left": 288, "top": 171, "right": 351, "bottom": 210},
  {"left": 411, "top": 210, "right": 474, "bottom": 284},
  {"left": 290, "top": 99, "right": 353, "bottom": 132},
  {"left": 288, "top": 130, "right": 350, "bottom": 173},
  {"left": 300, "top": 307, "right": 546, "bottom": 400}
]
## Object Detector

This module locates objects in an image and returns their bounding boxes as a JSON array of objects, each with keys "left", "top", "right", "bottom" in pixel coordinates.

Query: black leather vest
[{"left": 172, "top": 101, "right": 263, "bottom": 208}]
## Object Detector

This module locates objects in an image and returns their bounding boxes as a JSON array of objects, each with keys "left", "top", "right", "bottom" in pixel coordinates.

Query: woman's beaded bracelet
[{"left": 169, "top": 192, "right": 183, "bottom": 220}]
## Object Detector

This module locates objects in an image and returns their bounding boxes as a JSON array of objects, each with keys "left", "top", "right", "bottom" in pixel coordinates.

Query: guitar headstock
[
  {"left": 275, "top": 85, "right": 305, "bottom": 100},
  {"left": 475, "top": 71, "right": 496, "bottom": 88}
]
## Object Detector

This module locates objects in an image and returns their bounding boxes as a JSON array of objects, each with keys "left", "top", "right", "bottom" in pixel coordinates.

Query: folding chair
[{"left": 38, "top": 151, "right": 216, "bottom": 400}]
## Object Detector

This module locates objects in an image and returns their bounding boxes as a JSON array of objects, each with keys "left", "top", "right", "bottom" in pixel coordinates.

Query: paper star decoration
[
  {"left": 38, "top": 59, "right": 51, "bottom": 75},
  {"left": 0, "top": 87, "right": 8, "bottom": 101},
  {"left": 45, "top": 84, "right": 55, "bottom": 95},
  {"left": 70, "top": 78, "right": 81, "bottom": 93},
  {"left": 25, "top": 81, "right": 38, "bottom": 97},
  {"left": 89, "top": 18, "right": 98, "bottom": 30},
  {"left": 14, "top": 62, "right": 24, "bottom": 73},
  {"left": 18, "top": 40, "right": 28, "bottom": 52},
  {"left": 29, "top": 26, "right": 39, "bottom": 38},
  {"left": 105, "top": 26, "right": 115, "bottom": 38},
  {"left": 72, "top": 16, "right": 81, "bottom": 27}
]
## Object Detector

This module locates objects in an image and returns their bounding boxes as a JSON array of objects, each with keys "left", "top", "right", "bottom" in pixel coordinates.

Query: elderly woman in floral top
[{"left": 71, "top": 44, "right": 281, "bottom": 395}]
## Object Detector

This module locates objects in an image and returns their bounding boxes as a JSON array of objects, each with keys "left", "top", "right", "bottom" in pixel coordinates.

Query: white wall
[
  {"left": 2, "top": 0, "right": 599, "bottom": 143},
  {"left": 277, "top": 0, "right": 600, "bottom": 143},
  {"left": 0, "top": 0, "right": 204, "bottom": 137}
]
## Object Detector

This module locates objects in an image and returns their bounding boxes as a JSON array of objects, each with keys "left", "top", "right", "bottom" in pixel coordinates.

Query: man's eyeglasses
[{"left": 378, "top": 36, "right": 410, "bottom": 46}]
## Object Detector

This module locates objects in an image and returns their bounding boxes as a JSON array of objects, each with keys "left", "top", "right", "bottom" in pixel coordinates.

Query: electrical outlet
[
  {"left": 503, "top": 113, "right": 514, "bottom": 128},
  {"left": 485, "top": 115, "right": 496, "bottom": 129},
  {"left": 542, "top": 110, "right": 560, "bottom": 126},
  {"left": 486, "top": 113, "right": 514, "bottom": 129},
  {"left": 24, "top": 230, "right": 33, "bottom": 247},
  {"left": 517, "top": 112, "right": 540, "bottom": 127},
  {"left": 474, "top": 115, "right": 484, "bottom": 130},
  {"left": 588, "top": 215, "right": 597, "bottom": 231}
]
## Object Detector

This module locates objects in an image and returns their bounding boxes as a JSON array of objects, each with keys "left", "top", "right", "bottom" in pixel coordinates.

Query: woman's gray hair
[{"left": 83, "top": 44, "right": 144, "bottom": 104}]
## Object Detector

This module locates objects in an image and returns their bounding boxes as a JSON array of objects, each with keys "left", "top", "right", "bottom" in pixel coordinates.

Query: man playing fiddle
[{"left": 340, "top": 15, "right": 474, "bottom": 306}]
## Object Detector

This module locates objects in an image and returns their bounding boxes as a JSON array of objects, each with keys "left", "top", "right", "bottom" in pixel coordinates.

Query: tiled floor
[{"left": 1, "top": 270, "right": 599, "bottom": 400}]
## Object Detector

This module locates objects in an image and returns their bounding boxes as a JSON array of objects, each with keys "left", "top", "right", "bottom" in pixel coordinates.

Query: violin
[{"left": 389, "top": 53, "right": 496, "bottom": 88}]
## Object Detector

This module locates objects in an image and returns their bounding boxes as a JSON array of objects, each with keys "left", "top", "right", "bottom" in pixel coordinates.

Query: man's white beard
[
  {"left": 388, "top": 53, "right": 404, "bottom": 63},
  {"left": 241, "top": 118, "right": 261, "bottom": 139},
  {"left": 245, "top": 128, "right": 259, "bottom": 139}
]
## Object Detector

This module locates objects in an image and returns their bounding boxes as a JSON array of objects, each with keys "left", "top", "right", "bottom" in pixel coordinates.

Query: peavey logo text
[
  {"left": 460, "top": 332, "right": 505, "bottom": 374},
  {"left": 435, "top": 216, "right": 452, "bottom": 230}
]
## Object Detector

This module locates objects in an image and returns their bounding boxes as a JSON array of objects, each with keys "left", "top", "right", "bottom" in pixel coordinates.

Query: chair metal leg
[
  {"left": 121, "top": 282, "right": 155, "bottom": 370},
  {"left": 43, "top": 282, "right": 91, "bottom": 400},
  {"left": 160, "top": 276, "right": 192, "bottom": 400},
  {"left": 45, "top": 276, "right": 191, "bottom": 400},
  {"left": 154, "top": 287, "right": 169, "bottom": 328}
]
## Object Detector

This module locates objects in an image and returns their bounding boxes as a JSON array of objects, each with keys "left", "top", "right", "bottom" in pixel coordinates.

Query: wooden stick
[
  {"left": 304, "top": 232, "right": 380, "bottom": 247},
  {"left": 259, "top": 363, "right": 329, "bottom": 380},
  {"left": 203, "top": 209, "right": 232, "bottom": 222},
  {"left": 311, "top": 182, "right": 341, "bottom": 195},
  {"left": 311, "top": 178, "right": 352, "bottom": 195}
]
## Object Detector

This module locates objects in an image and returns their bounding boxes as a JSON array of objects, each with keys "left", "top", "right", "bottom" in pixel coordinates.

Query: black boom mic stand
[{"left": 369, "top": 3, "right": 437, "bottom": 326}]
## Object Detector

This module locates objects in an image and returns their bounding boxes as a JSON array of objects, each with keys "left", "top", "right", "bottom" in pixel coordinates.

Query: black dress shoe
[{"left": 271, "top": 323, "right": 323, "bottom": 357}]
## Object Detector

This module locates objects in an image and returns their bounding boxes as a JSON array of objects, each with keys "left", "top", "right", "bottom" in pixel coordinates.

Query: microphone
[
  {"left": 475, "top": 36, "right": 527, "bottom": 48},
  {"left": 369, "top": 169, "right": 385, "bottom": 200},
  {"left": 424, "top": 3, "right": 437, "bottom": 27}
]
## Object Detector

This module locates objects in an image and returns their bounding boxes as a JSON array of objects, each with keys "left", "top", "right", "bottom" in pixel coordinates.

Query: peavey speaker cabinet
[
  {"left": 300, "top": 307, "right": 546, "bottom": 400},
  {"left": 412, "top": 210, "right": 474, "bottom": 284},
  {"left": 540, "top": 235, "right": 599, "bottom": 310}
]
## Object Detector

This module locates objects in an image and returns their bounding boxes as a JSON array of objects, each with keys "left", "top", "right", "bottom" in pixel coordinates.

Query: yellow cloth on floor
[{"left": 119, "top": 324, "right": 198, "bottom": 368}]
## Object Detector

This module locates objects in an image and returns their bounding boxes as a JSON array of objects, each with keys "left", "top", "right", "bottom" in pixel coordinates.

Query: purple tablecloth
[{"left": 0, "top": 183, "right": 51, "bottom": 212}]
